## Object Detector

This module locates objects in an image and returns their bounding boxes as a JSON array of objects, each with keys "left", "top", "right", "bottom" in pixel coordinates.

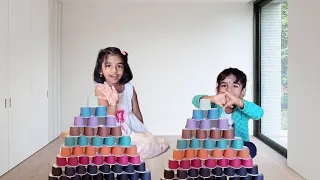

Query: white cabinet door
[
  {"left": 29, "top": 0, "right": 49, "bottom": 148},
  {"left": 0, "top": 0, "right": 9, "bottom": 176},
  {"left": 8, "top": 0, "right": 33, "bottom": 169}
]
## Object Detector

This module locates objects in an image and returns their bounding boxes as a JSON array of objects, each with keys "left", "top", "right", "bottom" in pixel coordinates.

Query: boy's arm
[
  {"left": 192, "top": 95, "right": 216, "bottom": 108},
  {"left": 239, "top": 99, "right": 264, "bottom": 120}
]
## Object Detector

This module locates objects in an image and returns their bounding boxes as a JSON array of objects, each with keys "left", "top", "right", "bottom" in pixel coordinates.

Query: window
[{"left": 253, "top": 0, "right": 288, "bottom": 157}]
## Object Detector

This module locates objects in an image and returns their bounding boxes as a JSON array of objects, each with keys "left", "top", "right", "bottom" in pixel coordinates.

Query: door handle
[
  {"left": 5, "top": 99, "right": 6, "bottom": 108},
  {"left": 9, "top": 98, "right": 11, "bottom": 107}
]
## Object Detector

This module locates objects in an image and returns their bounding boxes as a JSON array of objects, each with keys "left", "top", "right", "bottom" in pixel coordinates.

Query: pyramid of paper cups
[
  {"left": 48, "top": 104, "right": 151, "bottom": 180},
  {"left": 161, "top": 99, "right": 264, "bottom": 180}
]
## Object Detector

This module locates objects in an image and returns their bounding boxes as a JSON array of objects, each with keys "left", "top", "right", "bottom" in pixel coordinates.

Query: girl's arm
[
  {"left": 239, "top": 99, "right": 264, "bottom": 120},
  {"left": 132, "top": 87, "right": 144, "bottom": 123},
  {"left": 95, "top": 86, "right": 117, "bottom": 115}
]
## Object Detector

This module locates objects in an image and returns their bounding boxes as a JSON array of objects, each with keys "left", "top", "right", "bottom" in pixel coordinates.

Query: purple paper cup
[
  {"left": 217, "top": 118, "right": 229, "bottom": 130},
  {"left": 74, "top": 116, "right": 85, "bottom": 127},
  {"left": 105, "top": 115, "right": 117, "bottom": 127},
  {"left": 87, "top": 116, "right": 99, "bottom": 127},
  {"left": 200, "top": 119, "right": 211, "bottom": 130},
  {"left": 186, "top": 119, "right": 197, "bottom": 129}
]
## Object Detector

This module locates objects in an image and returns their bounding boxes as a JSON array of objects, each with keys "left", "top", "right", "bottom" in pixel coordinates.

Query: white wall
[
  {"left": 61, "top": 1, "right": 254, "bottom": 135},
  {"left": 287, "top": 0, "right": 320, "bottom": 179}
]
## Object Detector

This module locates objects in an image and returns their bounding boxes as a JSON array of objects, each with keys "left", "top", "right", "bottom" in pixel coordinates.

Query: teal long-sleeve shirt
[{"left": 192, "top": 95, "right": 264, "bottom": 142}]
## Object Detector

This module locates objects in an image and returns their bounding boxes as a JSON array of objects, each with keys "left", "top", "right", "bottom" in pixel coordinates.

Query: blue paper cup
[
  {"left": 189, "top": 138, "right": 201, "bottom": 149},
  {"left": 118, "top": 136, "right": 131, "bottom": 147},
  {"left": 203, "top": 139, "right": 215, "bottom": 150},
  {"left": 77, "top": 135, "right": 88, "bottom": 146},
  {"left": 231, "top": 137, "right": 244, "bottom": 150},
  {"left": 192, "top": 109, "right": 204, "bottom": 120},
  {"left": 64, "top": 136, "right": 76, "bottom": 147},
  {"left": 95, "top": 106, "right": 107, "bottom": 117},
  {"left": 91, "top": 136, "right": 103, "bottom": 147},
  {"left": 216, "top": 139, "right": 228, "bottom": 149},
  {"left": 140, "top": 170, "right": 152, "bottom": 180},
  {"left": 176, "top": 139, "right": 188, "bottom": 150},
  {"left": 80, "top": 107, "right": 91, "bottom": 118},
  {"left": 128, "top": 172, "right": 139, "bottom": 180},
  {"left": 103, "top": 136, "right": 115, "bottom": 147},
  {"left": 207, "top": 108, "right": 219, "bottom": 119}
]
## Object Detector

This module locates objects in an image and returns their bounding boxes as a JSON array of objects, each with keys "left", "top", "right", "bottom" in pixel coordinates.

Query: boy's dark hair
[
  {"left": 217, "top": 67, "right": 247, "bottom": 89},
  {"left": 93, "top": 47, "right": 133, "bottom": 84}
]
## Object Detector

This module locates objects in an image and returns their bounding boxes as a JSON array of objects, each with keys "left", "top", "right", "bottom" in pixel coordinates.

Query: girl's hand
[
  {"left": 97, "top": 83, "right": 119, "bottom": 105},
  {"left": 221, "top": 91, "right": 244, "bottom": 110}
]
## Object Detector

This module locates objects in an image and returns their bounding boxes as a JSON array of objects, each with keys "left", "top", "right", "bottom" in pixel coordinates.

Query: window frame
[{"left": 253, "top": 0, "right": 287, "bottom": 158}]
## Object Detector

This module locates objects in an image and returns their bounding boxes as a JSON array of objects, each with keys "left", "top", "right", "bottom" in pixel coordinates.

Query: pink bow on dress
[{"left": 116, "top": 109, "right": 128, "bottom": 134}]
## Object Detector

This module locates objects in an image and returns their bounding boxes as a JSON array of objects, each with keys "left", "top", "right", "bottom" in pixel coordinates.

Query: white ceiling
[{"left": 58, "top": 0, "right": 254, "bottom": 4}]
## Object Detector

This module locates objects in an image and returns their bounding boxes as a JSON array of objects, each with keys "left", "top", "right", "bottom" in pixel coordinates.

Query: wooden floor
[{"left": 0, "top": 136, "right": 305, "bottom": 180}]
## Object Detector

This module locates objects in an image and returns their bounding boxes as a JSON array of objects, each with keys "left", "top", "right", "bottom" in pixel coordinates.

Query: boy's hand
[
  {"left": 211, "top": 93, "right": 227, "bottom": 108},
  {"left": 221, "top": 91, "right": 244, "bottom": 110}
]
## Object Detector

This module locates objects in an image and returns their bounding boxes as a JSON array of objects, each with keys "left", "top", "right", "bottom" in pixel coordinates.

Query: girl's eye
[
  {"left": 105, "top": 64, "right": 111, "bottom": 67},
  {"left": 117, "top": 65, "right": 124, "bottom": 68},
  {"left": 234, "top": 85, "right": 239, "bottom": 88}
]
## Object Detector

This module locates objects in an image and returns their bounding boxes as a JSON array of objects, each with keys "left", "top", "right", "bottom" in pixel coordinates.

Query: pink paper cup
[
  {"left": 217, "top": 158, "right": 229, "bottom": 168},
  {"left": 92, "top": 155, "right": 104, "bottom": 165},
  {"left": 67, "top": 156, "right": 78, "bottom": 167},
  {"left": 229, "top": 157, "right": 242, "bottom": 169},
  {"left": 79, "top": 155, "right": 90, "bottom": 165},
  {"left": 179, "top": 159, "right": 191, "bottom": 170},
  {"left": 191, "top": 159, "right": 202, "bottom": 169},
  {"left": 168, "top": 159, "right": 179, "bottom": 169},
  {"left": 117, "top": 155, "right": 129, "bottom": 165},
  {"left": 56, "top": 155, "right": 67, "bottom": 167},
  {"left": 204, "top": 158, "right": 216, "bottom": 168},
  {"left": 241, "top": 158, "right": 253, "bottom": 168},
  {"left": 104, "top": 155, "right": 116, "bottom": 165},
  {"left": 129, "top": 155, "right": 141, "bottom": 165}
]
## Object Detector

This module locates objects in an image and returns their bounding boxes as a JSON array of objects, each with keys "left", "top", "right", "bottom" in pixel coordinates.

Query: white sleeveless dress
[{"left": 111, "top": 82, "right": 169, "bottom": 160}]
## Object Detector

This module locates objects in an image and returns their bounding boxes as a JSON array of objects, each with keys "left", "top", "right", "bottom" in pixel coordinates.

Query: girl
[
  {"left": 192, "top": 67, "right": 264, "bottom": 158},
  {"left": 94, "top": 47, "right": 169, "bottom": 160}
]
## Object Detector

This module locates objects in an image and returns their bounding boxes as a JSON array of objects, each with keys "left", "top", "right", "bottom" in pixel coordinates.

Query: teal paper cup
[
  {"left": 207, "top": 108, "right": 219, "bottom": 119},
  {"left": 95, "top": 106, "right": 107, "bottom": 117},
  {"left": 77, "top": 135, "right": 88, "bottom": 146},
  {"left": 176, "top": 139, "right": 188, "bottom": 150},
  {"left": 118, "top": 136, "right": 131, "bottom": 147},
  {"left": 203, "top": 139, "right": 215, "bottom": 150},
  {"left": 192, "top": 109, "right": 204, "bottom": 120},
  {"left": 231, "top": 137, "right": 244, "bottom": 150},
  {"left": 103, "top": 136, "right": 115, "bottom": 147},
  {"left": 216, "top": 139, "right": 228, "bottom": 149},
  {"left": 189, "top": 138, "right": 201, "bottom": 149},
  {"left": 64, "top": 136, "right": 76, "bottom": 147},
  {"left": 91, "top": 136, "right": 103, "bottom": 147},
  {"left": 80, "top": 107, "right": 91, "bottom": 118}
]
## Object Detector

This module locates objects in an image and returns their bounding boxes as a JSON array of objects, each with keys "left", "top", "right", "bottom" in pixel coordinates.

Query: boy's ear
[
  {"left": 241, "top": 88, "right": 246, "bottom": 98},
  {"left": 216, "top": 83, "right": 219, "bottom": 94}
]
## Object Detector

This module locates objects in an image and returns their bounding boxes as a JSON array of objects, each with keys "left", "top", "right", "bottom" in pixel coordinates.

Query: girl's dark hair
[
  {"left": 93, "top": 47, "right": 133, "bottom": 84},
  {"left": 217, "top": 67, "right": 247, "bottom": 89}
]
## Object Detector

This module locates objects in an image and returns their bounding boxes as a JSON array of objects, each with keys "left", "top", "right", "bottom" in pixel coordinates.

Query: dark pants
[{"left": 243, "top": 141, "right": 257, "bottom": 158}]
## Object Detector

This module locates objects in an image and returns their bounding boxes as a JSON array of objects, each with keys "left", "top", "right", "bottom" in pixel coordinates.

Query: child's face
[
  {"left": 217, "top": 75, "right": 245, "bottom": 98},
  {"left": 101, "top": 55, "right": 124, "bottom": 85}
]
